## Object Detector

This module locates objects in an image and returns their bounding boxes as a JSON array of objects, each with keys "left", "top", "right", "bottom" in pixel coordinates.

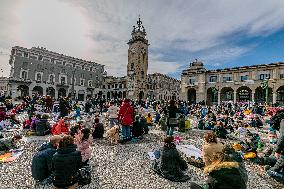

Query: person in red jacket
[
  {"left": 51, "top": 118, "right": 69, "bottom": 135},
  {"left": 118, "top": 99, "right": 134, "bottom": 142}
]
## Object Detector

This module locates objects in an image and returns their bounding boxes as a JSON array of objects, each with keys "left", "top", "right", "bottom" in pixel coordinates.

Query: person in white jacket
[{"left": 107, "top": 101, "right": 119, "bottom": 128}]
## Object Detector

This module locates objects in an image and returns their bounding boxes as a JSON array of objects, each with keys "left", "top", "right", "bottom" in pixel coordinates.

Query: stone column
[
  {"left": 273, "top": 92, "right": 277, "bottom": 104},
  {"left": 251, "top": 92, "right": 255, "bottom": 102},
  {"left": 218, "top": 91, "right": 221, "bottom": 105},
  {"left": 233, "top": 91, "right": 237, "bottom": 103},
  {"left": 55, "top": 89, "right": 58, "bottom": 100},
  {"left": 43, "top": 87, "right": 46, "bottom": 96}
]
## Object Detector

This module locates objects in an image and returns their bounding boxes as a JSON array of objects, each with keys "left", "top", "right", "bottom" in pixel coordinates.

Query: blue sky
[{"left": 1, "top": 0, "right": 284, "bottom": 79}]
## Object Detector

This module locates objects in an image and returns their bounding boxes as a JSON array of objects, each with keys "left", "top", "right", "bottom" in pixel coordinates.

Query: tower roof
[
  {"left": 128, "top": 16, "right": 149, "bottom": 45},
  {"left": 132, "top": 16, "right": 146, "bottom": 35}
]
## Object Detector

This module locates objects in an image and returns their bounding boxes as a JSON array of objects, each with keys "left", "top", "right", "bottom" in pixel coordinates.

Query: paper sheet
[{"left": 176, "top": 145, "right": 202, "bottom": 159}]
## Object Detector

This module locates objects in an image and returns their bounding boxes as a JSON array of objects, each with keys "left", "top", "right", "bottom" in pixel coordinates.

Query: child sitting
[
  {"left": 92, "top": 118, "right": 104, "bottom": 139},
  {"left": 75, "top": 128, "right": 93, "bottom": 166}
]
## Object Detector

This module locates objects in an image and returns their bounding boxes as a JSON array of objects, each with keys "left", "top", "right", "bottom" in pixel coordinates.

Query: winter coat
[
  {"left": 0, "top": 137, "right": 15, "bottom": 152},
  {"left": 31, "top": 143, "right": 56, "bottom": 181},
  {"left": 76, "top": 136, "right": 93, "bottom": 162},
  {"left": 203, "top": 142, "right": 225, "bottom": 166},
  {"left": 132, "top": 121, "right": 143, "bottom": 137},
  {"left": 51, "top": 119, "right": 69, "bottom": 135},
  {"left": 0, "top": 111, "right": 6, "bottom": 122},
  {"left": 153, "top": 144, "right": 189, "bottom": 182},
  {"left": 275, "top": 119, "right": 284, "bottom": 155},
  {"left": 108, "top": 105, "right": 119, "bottom": 119},
  {"left": 52, "top": 144, "right": 82, "bottom": 188},
  {"left": 118, "top": 102, "right": 134, "bottom": 126},
  {"left": 36, "top": 119, "right": 50, "bottom": 136},
  {"left": 203, "top": 161, "right": 247, "bottom": 189},
  {"left": 92, "top": 123, "right": 104, "bottom": 139}
]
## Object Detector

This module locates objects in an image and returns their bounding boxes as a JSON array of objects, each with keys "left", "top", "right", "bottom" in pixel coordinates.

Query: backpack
[{"left": 78, "top": 165, "right": 91, "bottom": 185}]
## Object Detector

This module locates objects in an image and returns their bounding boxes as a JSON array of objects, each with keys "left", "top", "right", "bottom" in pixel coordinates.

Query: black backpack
[{"left": 78, "top": 165, "right": 91, "bottom": 185}]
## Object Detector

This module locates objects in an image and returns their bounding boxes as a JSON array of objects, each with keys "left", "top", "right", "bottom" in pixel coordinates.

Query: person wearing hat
[{"left": 152, "top": 136, "right": 190, "bottom": 182}]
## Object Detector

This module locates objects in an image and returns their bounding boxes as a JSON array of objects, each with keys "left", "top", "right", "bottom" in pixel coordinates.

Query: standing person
[
  {"left": 107, "top": 101, "right": 119, "bottom": 128},
  {"left": 118, "top": 99, "right": 134, "bottom": 142},
  {"left": 52, "top": 135, "right": 82, "bottom": 189},
  {"left": 59, "top": 97, "right": 69, "bottom": 118},
  {"left": 45, "top": 95, "right": 53, "bottom": 113},
  {"left": 166, "top": 100, "right": 182, "bottom": 136}
]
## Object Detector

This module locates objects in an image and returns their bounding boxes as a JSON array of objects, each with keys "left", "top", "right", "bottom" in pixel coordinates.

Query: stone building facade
[
  {"left": 0, "top": 77, "right": 9, "bottom": 96},
  {"left": 8, "top": 46, "right": 105, "bottom": 100},
  {"left": 181, "top": 59, "right": 284, "bottom": 105},
  {"left": 101, "top": 76, "right": 127, "bottom": 100},
  {"left": 127, "top": 18, "right": 149, "bottom": 100},
  {"left": 147, "top": 73, "right": 181, "bottom": 101}
]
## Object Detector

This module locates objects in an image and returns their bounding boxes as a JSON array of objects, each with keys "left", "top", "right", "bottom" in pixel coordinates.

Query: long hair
[{"left": 81, "top": 128, "right": 90, "bottom": 141}]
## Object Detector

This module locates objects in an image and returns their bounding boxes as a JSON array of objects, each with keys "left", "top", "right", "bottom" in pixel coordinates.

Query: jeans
[
  {"left": 121, "top": 125, "right": 131, "bottom": 139},
  {"left": 109, "top": 118, "right": 118, "bottom": 128},
  {"left": 166, "top": 126, "right": 175, "bottom": 136}
]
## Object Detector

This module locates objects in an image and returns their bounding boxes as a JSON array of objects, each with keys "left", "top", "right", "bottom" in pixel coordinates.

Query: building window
[
  {"left": 108, "top": 85, "right": 110, "bottom": 89},
  {"left": 51, "top": 58, "right": 55, "bottom": 63},
  {"left": 223, "top": 76, "right": 232, "bottom": 82},
  {"left": 36, "top": 73, "right": 42, "bottom": 82},
  {"left": 21, "top": 71, "right": 28, "bottom": 80},
  {"left": 22, "top": 62, "right": 28, "bottom": 69},
  {"left": 209, "top": 75, "right": 217, "bottom": 82},
  {"left": 102, "top": 85, "right": 105, "bottom": 89},
  {"left": 280, "top": 73, "right": 284, "bottom": 79},
  {"left": 80, "top": 79, "right": 85, "bottom": 86},
  {"left": 60, "top": 76, "right": 66, "bottom": 84},
  {"left": 240, "top": 75, "right": 248, "bottom": 81},
  {"left": 70, "top": 78, "right": 76, "bottom": 85},
  {"left": 259, "top": 74, "right": 270, "bottom": 80},
  {"left": 115, "top": 84, "right": 118, "bottom": 88},
  {"left": 24, "top": 52, "right": 29, "bottom": 57},
  {"left": 49, "top": 75, "right": 55, "bottom": 83},
  {"left": 38, "top": 55, "right": 43, "bottom": 61},
  {"left": 188, "top": 77, "right": 195, "bottom": 84},
  {"left": 88, "top": 80, "right": 92, "bottom": 87},
  {"left": 119, "top": 84, "right": 122, "bottom": 88}
]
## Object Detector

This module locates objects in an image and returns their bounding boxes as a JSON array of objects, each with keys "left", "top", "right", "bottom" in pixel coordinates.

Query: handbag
[
  {"left": 168, "top": 118, "right": 179, "bottom": 125},
  {"left": 78, "top": 165, "right": 91, "bottom": 185}
]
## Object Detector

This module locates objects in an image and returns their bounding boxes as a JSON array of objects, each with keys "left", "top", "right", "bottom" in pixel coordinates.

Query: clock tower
[{"left": 127, "top": 17, "right": 149, "bottom": 100}]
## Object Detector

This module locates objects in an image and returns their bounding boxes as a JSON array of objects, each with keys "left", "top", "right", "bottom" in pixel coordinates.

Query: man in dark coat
[
  {"left": 31, "top": 136, "right": 62, "bottom": 184},
  {"left": 152, "top": 136, "right": 189, "bottom": 182},
  {"left": 52, "top": 135, "right": 82, "bottom": 188},
  {"left": 59, "top": 97, "right": 69, "bottom": 118}
]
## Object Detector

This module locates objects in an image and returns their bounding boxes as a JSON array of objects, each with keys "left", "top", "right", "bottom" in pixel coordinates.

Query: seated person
[
  {"left": 152, "top": 136, "right": 190, "bottom": 182},
  {"left": 202, "top": 132, "right": 225, "bottom": 167},
  {"left": 52, "top": 135, "right": 82, "bottom": 189},
  {"left": 23, "top": 115, "right": 33, "bottom": 129},
  {"left": 0, "top": 134, "right": 22, "bottom": 154},
  {"left": 145, "top": 113, "right": 153, "bottom": 126},
  {"left": 190, "top": 151, "right": 247, "bottom": 189},
  {"left": 35, "top": 114, "right": 51, "bottom": 136},
  {"left": 31, "top": 136, "right": 62, "bottom": 184},
  {"left": 132, "top": 116, "right": 143, "bottom": 139},
  {"left": 213, "top": 121, "right": 227, "bottom": 139},
  {"left": 51, "top": 117, "right": 70, "bottom": 135},
  {"left": 92, "top": 118, "right": 104, "bottom": 139}
]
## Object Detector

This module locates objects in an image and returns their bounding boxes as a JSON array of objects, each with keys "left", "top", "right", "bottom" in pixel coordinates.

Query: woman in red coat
[{"left": 118, "top": 99, "right": 134, "bottom": 141}]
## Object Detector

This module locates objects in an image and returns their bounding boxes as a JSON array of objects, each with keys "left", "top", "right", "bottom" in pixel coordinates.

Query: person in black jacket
[
  {"left": 132, "top": 115, "right": 143, "bottom": 139},
  {"left": 152, "top": 136, "right": 190, "bottom": 182},
  {"left": 32, "top": 136, "right": 62, "bottom": 185},
  {"left": 166, "top": 100, "right": 183, "bottom": 136},
  {"left": 92, "top": 118, "right": 104, "bottom": 139},
  {"left": 52, "top": 135, "right": 82, "bottom": 189},
  {"left": 35, "top": 114, "right": 51, "bottom": 136}
]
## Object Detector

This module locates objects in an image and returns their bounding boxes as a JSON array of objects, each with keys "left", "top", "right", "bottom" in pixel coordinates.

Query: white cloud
[{"left": 1, "top": 0, "right": 284, "bottom": 77}]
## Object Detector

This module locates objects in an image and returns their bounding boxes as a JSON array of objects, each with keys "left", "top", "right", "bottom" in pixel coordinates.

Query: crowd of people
[{"left": 0, "top": 93, "right": 284, "bottom": 188}]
